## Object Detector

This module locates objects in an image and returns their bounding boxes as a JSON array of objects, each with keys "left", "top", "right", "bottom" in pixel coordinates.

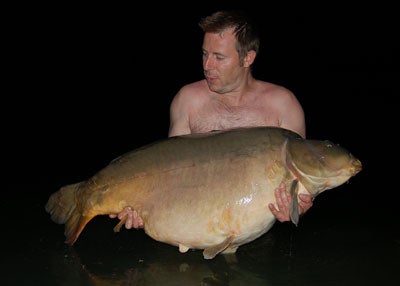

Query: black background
[
  {"left": 6, "top": 3, "right": 397, "bottom": 194},
  {"left": 3, "top": 1, "right": 397, "bottom": 214},
  {"left": 4, "top": 1, "right": 398, "bottom": 220},
  {"left": 2, "top": 2, "right": 399, "bottom": 285}
]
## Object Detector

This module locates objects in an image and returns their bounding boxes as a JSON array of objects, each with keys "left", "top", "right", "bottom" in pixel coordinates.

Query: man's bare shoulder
[
  {"left": 253, "top": 80, "right": 302, "bottom": 111},
  {"left": 255, "top": 80, "right": 305, "bottom": 137},
  {"left": 256, "top": 80, "right": 294, "bottom": 98},
  {"left": 253, "top": 80, "right": 299, "bottom": 107},
  {"left": 174, "top": 80, "right": 209, "bottom": 104},
  {"left": 179, "top": 80, "right": 207, "bottom": 94}
]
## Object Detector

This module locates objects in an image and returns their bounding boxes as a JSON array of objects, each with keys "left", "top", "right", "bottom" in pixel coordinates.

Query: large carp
[{"left": 46, "top": 127, "right": 362, "bottom": 259}]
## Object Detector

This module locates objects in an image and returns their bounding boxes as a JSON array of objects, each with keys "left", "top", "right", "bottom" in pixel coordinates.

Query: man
[{"left": 111, "top": 10, "right": 313, "bottom": 229}]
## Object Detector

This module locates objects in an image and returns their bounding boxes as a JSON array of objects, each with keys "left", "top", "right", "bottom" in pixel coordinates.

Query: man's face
[{"left": 202, "top": 28, "right": 244, "bottom": 94}]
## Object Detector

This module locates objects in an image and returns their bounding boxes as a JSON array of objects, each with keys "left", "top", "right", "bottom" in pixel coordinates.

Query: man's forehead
[{"left": 209, "top": 27, "right": 236, "bottom": 39}]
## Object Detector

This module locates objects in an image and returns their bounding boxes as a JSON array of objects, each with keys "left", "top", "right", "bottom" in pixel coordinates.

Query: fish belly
[{"left": 136, "top": 157, "right": 286, "bottom": 251}]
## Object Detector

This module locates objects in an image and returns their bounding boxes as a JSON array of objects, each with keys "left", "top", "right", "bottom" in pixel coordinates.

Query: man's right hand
[
  {"left": 268, "top": 182, "right": 313, "bottom": 222},
  {"left": 109, "top": 206, "right": 144, "bottom": 229}
]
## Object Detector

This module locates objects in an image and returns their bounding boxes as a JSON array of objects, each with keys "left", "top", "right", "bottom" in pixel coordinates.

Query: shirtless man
[{"left": 110, "top": 10, "right": 313, "bottom": 229}]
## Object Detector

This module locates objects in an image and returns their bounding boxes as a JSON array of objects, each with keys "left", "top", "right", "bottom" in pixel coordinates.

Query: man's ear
[{"left": 243, "top": 50, "right": 256, "bottom": 67}]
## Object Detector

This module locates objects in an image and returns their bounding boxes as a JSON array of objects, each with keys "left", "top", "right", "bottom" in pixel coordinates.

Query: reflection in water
[
  {"left": 38, "top": 206, "right": 399, "bottom": 286},
  {"left": 64, "top": 220, "right": 277, "bottom": 285}
]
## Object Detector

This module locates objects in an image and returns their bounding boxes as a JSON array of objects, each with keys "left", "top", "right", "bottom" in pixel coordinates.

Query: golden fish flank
[{"left": 46, "top": 126, "right": 362, "bottom": 259}]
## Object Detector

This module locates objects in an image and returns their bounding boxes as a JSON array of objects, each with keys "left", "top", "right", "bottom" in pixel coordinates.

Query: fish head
[{"left": 286, "top": 138, "right": 362, "bottom": 196}]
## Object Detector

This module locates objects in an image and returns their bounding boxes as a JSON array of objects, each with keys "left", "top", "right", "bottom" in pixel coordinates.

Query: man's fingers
[
  {"left": 109, "top": 206, "right": 145, "bottom": 229},
  {"left": 274, "top": 189, "right": 282, "bottom": 209},
  {"left": 268, "top": 203, "right": 277, "bottom": 213},
  {"left": 299, "top": 193, "right": 313, "bottom": 203},
  {"left": 269, "top": 202, "right": 290, "bottom": 222},
  {"left": 132, "top": 210, "right": 139, "bottom": 228},
  {"left": 275, "top": 186, "right": 290, "bottom": 209},
  {"left": 125, "top": 212, "right": 133, "bottom": 229},
  {"left": 270, "top": 183, "right": 292, "bottom": 222},
  {"left": 117, "top": 207, "right": 132, "bottom": 219},
  {"left": 298, "top": 194, "right": 314, "bottom": 214}
]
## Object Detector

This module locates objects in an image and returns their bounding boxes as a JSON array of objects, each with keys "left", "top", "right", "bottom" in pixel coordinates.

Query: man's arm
[
  {"left": 168, "top": 90, "right": 192, "bottom": 137},
  {"left": 271, "top": 87, "right": 306, "bottom": 138}
]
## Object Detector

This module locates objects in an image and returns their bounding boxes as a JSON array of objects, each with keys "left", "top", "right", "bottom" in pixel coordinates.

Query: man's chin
[{"left": 206, "top": 81, "right": 221, "bottom": 93}]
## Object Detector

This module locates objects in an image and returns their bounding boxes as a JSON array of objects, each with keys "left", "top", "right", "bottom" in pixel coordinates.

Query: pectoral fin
[
  {"left": 289, "top": 180, "right": 299, "bottom": 226},
  {"left": 113, "top": 216, "right": 127, "bottom": 232},
  {"left": 203, "top": 235, "right": 235, "bottom": 260}
]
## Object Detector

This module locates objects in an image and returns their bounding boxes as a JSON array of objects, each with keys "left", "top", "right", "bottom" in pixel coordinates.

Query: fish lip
[
  {"left": 352, "top": 158, "right": 362, "bottom": 174},
  {"left": 351, "top": 156, "right": 363, "bottom": 175}
]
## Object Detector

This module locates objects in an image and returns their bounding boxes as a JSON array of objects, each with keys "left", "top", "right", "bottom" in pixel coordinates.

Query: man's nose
[{"left": 203, "top": 56, "right": 215, "bottom": 70}]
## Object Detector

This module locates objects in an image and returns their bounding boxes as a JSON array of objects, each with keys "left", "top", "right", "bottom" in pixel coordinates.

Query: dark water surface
[{"left": 4, "top": 163, "right": 399, "bottom": 286}]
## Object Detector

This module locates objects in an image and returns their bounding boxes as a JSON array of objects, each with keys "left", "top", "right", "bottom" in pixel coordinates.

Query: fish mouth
[{"left": 351, "top": 158, "right": 362, "bottom": 175}]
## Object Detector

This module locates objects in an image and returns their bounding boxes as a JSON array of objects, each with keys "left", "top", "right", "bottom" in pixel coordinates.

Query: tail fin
[{"left": 45, "top": 182, "right": 96, "bottom": 245}]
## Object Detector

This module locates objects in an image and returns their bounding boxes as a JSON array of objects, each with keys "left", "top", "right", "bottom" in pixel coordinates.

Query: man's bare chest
[{"left": 190, "top": 104, "right": 280, "bottom": 133}]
